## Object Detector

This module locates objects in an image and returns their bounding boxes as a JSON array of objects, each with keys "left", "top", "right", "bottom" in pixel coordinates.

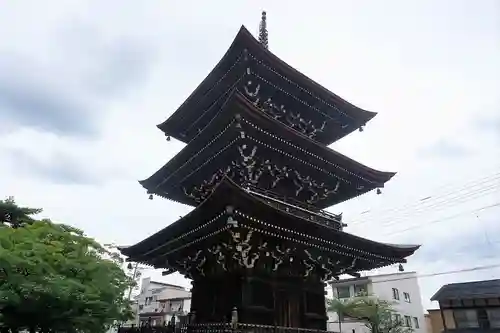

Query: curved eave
[
  {"left": 157, "top": 25, "right": 376, "bottom": 143},
  {"left": 240, "top": 179, "right": 420, "bottom": 258},
  {"left": 142, "top": 91, "right": 394, "bottom": 199},
  {"left": 156, "top": 26, "right": 246, "bottom": 140},
  {"left": 234, "top": 92, "right": 395, "bottom": 183},
  {"left": 233, "top": 178, "right": 420, "bottom": 259},
  {"left": 235, "top": 26, "right": 377, "bottom": 122},
  {"left": 121, "top": 179, "right": 232, "bottom": 257},
  {"left": 380, "top": 242, "right": 421, "bottom": 250},
  {"left": 123, "top": 178, "right": 420, "bottom": 260}
]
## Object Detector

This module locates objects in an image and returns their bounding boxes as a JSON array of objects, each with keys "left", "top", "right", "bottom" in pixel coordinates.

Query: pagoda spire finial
[{"left": 258, "top": 11, "right": 268, "bottom": 49}]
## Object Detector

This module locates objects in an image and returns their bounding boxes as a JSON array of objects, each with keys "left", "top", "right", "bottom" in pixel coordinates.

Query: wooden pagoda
[{"left": 120, "top": 13, "right": 420, "bottom": 332}]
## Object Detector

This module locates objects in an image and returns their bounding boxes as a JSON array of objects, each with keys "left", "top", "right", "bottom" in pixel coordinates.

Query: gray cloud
[
  {"left": 0, "top": 60, "right": 96, "bottom": 137},
  {"left": 410, "top": 211, "right": 500, "bottom": 266},
  {"left": 5, "top": 148, "right": 100, "bottom": 185},
  {"left": 56, "top": 24, "right": 157, "bottom": 97},
  {"left": 474, "top": 114, "right": 500, "bottom": 136},
  {"left": 418, "top": 139, "right": 471, "bottom": 159},
  {"left": 86, "top": 41, "right": 155, "bottom": 96},
  {"left": 0, "top": 24, "right": 157, "bottom": 138}
]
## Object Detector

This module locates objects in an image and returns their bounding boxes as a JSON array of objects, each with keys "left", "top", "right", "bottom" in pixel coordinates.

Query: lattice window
[{"left": 454, "top": 309, "right": 479, "bottom": 328}]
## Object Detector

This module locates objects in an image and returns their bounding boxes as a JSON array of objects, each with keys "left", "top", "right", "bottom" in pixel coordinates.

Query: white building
[
  {"left": 327, "top": 272, "right": 426, "bottom": 333},
  {"left": 135, "top": 277, "right": 191, "bottom": 327}
]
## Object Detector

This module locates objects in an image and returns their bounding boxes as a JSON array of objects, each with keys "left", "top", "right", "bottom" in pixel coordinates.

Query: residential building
[
  {"left": 327, "top": 271, "right": 426, "bottom": 333},
  {"left": 426, "top": 309, "right": 454, "bottom": 333},
  {"left": 135, "top": 277, "right": 191, "bottom": 327},
  {"left": 429, "top": 279, "right": 500, "bottom": 332}
]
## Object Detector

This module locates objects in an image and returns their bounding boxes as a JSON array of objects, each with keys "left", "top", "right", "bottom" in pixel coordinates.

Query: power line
[
  {"left": 353, "top": 171, "right": 500, "bottom": 219},
  {"left": 347, "top": 186, "right": 500, "bottom": 232},
  {"left": 429, "top": 238, "right": 500, "bottom": 261},
  {"left": 346, "top": 201, "right": 500, "bottom": 237},
  {"left": 383, "top": 183, "right": 498, "bottom": 219},
  {"left": 348, "top": 171, "right": 500, "bottom": 226},
  {"left": 349, "top": 185, "right": 499, "bottom": 232},
  {"left": 359, "top": 186, "right": 500, "bottom": 232},
  {"left": 378, "top": 202, "right": 500, "bottom": 237},
  {"left": 329, "top": 262, "right": 500, "bottom": 286}
]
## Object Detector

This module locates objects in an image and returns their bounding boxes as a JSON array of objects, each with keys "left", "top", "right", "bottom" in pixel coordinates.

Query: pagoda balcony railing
[
  {"left": 118, "top": 323, "right": 339, "bottom": 333},
  {"left": 245, "top": 187, "right": 345, "bottom": 230}
]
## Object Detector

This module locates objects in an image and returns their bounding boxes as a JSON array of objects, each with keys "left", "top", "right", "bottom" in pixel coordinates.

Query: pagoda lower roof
[
  {"left": 157, "top": 26, "right": 376, "bottom": 145},
  {"left": 141, "top": 91, "right": 394, "bottom": 209},
  {"left": 120, "top": 179, "right": 420, "bottom": 277}
]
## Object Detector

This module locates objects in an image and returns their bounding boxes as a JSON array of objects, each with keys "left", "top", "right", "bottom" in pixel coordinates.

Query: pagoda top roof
[
  {"left": 141, "top": 91, "right": 395, "bottom": 209},
  {"left": 120, "top": 178, "right": 420, "bottom": 268},
  {"left": 157, "top": 25, "right": 377, "bottom": 145}
]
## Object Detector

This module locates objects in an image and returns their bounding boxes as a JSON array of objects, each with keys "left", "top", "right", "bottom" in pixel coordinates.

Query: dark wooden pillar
[
  {"left": 302, "top": 279, "right": 327, "bottom": 330},
  {"left": 439, "top": 302, "right": 448, "bottom": 332},
  {"left": 191, "top": 274, "right": 243, "bottom": 324},
  {"left": 192, "top": 268, "right": 327, "bottom": 329},
  {"left": 276, "top": 287, "right": 303, "bottom": 327},
  {"left": 241, "top": 275, "right": 274, "bottom": 325}
]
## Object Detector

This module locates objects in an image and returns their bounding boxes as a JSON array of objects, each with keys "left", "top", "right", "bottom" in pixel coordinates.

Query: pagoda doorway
[{"left": 274, "top": 288, "right": 302, "bottom": 328}]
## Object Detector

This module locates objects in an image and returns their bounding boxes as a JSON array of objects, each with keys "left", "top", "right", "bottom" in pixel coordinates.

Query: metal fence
[{"left": 118, "top": 323, "right": 339, "bottom": 333}]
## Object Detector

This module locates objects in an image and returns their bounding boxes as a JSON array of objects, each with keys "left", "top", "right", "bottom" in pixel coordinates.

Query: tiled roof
[{"left": 430, "top": 279, "right": 500, "bottom": 301}]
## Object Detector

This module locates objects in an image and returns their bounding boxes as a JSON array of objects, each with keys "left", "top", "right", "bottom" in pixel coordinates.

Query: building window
[
  {"left": 413, "top": 317, "right": 420, "bottom": 328},
  {"left": 394, "top": 314, "right": 401, "bottom": 324},
  {"left": 487, "top": 309, "right": 500, "bottom": 328},
  {"left": 454, "top": 309, "right": 479, "bottom": 328},
  {"left": 354, "top": 284, "right": 367, "bottom": 296},
  {"left": 404, "top": 315, "right": 412, "bottom": 327},
  {"left": 403, "top": 292, "right": 411, "bottom": 303},
  {"left": 392, "top": 288, "right": 400, "bottom": 300},
  {"left": 337, "top": 286, "right": 351, "bottom": 299}
]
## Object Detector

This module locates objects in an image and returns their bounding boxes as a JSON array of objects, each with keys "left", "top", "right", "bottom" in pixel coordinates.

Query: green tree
[
  {"left": 0, "top": 197, "right": 42, "bottom": 228},
  {"left": 327, "top": 294, "right": 413, "bottom": 333},
  {"left": 0, "top": 204, "right": 134, "bottom": 333}
]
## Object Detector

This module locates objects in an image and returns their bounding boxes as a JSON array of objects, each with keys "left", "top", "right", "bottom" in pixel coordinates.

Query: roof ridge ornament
[{"left": 258, "top": 11, "right": 268, "bottom": 49}]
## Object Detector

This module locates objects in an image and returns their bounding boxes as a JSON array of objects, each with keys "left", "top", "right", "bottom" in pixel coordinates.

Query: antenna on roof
[{"left": 258, "top": 11, "right": 269, "bottom": 49}]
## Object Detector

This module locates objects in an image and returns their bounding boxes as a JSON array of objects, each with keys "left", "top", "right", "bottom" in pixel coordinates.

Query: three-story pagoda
[{"left": 120, "top": 13, "right": 420, "bottom": 331}]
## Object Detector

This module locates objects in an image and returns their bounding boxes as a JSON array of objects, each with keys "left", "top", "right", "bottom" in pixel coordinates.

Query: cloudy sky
[{"left": 1, "top": 0, "right": 499, "bottom": 311}]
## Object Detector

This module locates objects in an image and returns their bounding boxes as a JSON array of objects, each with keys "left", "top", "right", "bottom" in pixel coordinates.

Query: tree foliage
[
  {"left": 0, "top": 198, "right": 134, "bottom": 333},
  {"left": 327, "top": 294, "right": 413, "bottom": 333},
  {"left": 0, "top": 197, "right": 41, "bottom": 228}
]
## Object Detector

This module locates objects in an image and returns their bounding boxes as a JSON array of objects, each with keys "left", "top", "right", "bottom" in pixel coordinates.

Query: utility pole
[{"left": 127, "top": 262, "right": 139, "bottom": 300}]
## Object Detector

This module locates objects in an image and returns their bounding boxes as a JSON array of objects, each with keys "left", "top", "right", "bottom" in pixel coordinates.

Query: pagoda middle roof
[
  {"left": 157, "top": 26, "right": 376, "bottom": 145},
  {"left": 141, "top": 91, "right": 395, "bottom": 209},
  {"left": 121, "top": 178, "right": 420, "bottom": 271}
]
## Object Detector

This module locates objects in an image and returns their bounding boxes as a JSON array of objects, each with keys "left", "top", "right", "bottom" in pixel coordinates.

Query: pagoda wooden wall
[
  {"left": 190, "top": 273, "right": 243, "bottom": 323},
  {"left": 190, "top": 272, "right": 327, "bottom": 330}
]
